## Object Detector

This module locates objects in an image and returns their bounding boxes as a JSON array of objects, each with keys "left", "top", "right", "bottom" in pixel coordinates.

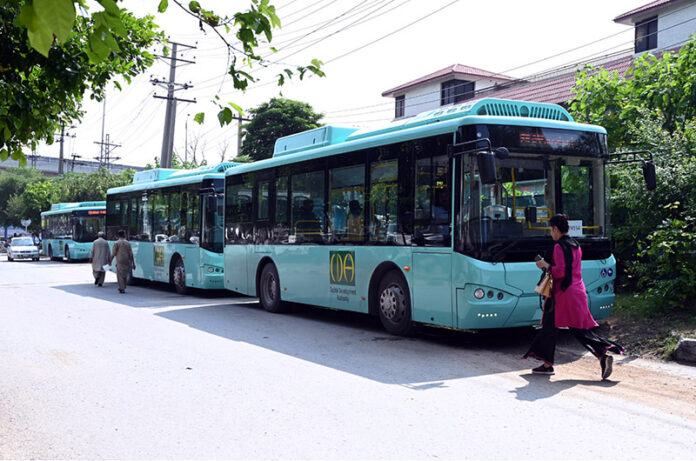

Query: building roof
[
  {"left": 483, "top": 51, "right": 634, "bottom": 104},
  {"left": 381, "top": 64, "right": 514, "bottom": 97},
  {"left": 614, "top": 0, "right": 689, "bottom": 24}
]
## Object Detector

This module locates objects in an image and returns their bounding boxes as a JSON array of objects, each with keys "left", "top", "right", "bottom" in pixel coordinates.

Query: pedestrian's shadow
[{"left": 511, "top": 373, "right": 619, "bottom": 401}]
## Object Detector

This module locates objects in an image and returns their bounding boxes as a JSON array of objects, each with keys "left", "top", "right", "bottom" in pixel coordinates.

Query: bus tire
[
  {"left": 376, "top": 270, "right": 414, "bottom": 336},
  {"left": 259, "top": 263, "right": 286, "bottom": 313},
  {"left": 171, "top": 256, "right": 189, "bottom": 295},
  {"left": 64, "top": 245, "right": 71, "bottom": 263},
  {"left": 48, "top": 245, "right": 56, "bottom": 261}
]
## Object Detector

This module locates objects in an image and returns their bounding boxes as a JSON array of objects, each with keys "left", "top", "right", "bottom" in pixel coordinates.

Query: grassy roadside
[{"left": 595, "top": 293, "right": 696, "bottom": 360}]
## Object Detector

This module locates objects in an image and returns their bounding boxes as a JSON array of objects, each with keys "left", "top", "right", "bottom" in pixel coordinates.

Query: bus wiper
[{"left": 489, "top": 238, "right": 525, "bottom": 262}]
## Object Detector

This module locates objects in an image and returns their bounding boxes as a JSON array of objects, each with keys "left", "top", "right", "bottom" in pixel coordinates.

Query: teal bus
[
  {"left": 41, "top": 201, "right": 106, "bottom": 262},
  {"left": 223, "top": 98, "right": 653, "bottom": 335},
  {"left": 105, "top": 163, "right": 238, "bottom": 293}
]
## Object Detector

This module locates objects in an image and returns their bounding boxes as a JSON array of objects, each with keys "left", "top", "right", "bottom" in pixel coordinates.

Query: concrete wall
[
  {"left": 1, "top": 155, "right": 145, "bottom": 176},
  {"left": 657, "top": 1, "right": 696, "bottom": 51},
  {"left": 396, "top": 77, "right": 499, "bottom": 119}
]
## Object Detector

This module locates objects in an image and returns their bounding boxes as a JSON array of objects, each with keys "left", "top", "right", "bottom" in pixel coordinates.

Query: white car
[{"left": 7, "top": 237, "right": 40, "bottom": 261}]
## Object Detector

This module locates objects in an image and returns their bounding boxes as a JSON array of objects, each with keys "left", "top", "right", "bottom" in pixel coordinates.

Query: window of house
[
  {"left": 635, "top": 16, "right": 657, "bottom": 53},
  {"left": 395, "top": 95, "right": 405, "bottom": 118},
  {"left": 441, "top": 79, "right": 475, "bottom": 106}
]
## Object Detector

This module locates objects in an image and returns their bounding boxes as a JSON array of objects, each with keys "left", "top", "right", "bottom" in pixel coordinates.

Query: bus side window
[
  {"left": 290, "top": 170, "right": 324, "bottom": 244},
  {"left": 329, "top": 164, "right": 365, "bottom": 243},
  {"left": 274, "top": 176, "right": 289, "bottom": 244},
  {"left": 140, "top": 192, "right": 152, "bottom": 242},
  {"left": 225, "top": 176, "right": 252, "bottom": 244},
  {"left": 369, "top": 160, "right": 398, "bottom": 244},
  {"left": 414, "top": 154, "right": 451, "bottom": 246}
]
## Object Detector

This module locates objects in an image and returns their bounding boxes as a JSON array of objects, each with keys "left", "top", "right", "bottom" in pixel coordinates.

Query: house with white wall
[{"left": 382, "top": 0, "right": 696, "bottom": 118}]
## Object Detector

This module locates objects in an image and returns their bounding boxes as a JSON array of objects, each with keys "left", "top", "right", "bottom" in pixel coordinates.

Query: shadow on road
[
  {"left": 54, "top": 280, "right": 600, "bottom": 386},
  {"left": 52, "top": 281, "right": 240, "bottom": 308},
  {"left": 510, "top": 373, "right": 619, "bottom": 401},
  {"left": 152, "top": 301, "right": 596, "bottom": 386}
]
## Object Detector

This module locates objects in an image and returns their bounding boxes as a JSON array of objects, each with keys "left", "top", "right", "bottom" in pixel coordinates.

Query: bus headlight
[
  {"left": 208, "top": 267, "right": 214, "bottom": 273},
  {"left": 474, "top": 288, "right": 485, "bottom": 299}
]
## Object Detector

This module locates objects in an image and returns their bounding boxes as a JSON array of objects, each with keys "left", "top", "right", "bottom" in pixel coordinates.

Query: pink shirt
[{"left": 550, "top": 243, "right": 598, "bottom": 329}]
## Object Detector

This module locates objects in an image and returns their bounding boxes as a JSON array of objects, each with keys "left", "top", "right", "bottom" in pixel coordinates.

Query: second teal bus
[{"left": 105, "top": 163, "right": 238, "bottom": 293}]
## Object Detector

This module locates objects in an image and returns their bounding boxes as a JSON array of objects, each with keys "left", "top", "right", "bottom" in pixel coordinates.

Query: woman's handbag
[{"left": 534, "top": 270, "right": 553, "bottom": 298}]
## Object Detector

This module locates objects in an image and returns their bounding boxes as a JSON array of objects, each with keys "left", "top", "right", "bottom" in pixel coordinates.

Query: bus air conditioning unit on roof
[{"left": 273, "top": 126, "right": 359, "bottom": 157}]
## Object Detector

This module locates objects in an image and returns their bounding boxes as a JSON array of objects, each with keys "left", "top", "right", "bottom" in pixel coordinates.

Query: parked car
[{"left": 7, "top": 237, "right": 40, "bottom": 261}]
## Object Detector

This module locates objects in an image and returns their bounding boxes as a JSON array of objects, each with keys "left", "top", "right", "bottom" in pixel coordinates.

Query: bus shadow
[
  {"left": 154, "top": 301, "right": 589, "bottom": 385},
  {"left": 52, "top": 281, "right": 239, "bottom": 309}
]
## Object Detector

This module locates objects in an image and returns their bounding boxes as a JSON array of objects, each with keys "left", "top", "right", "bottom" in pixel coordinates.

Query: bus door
[
  {"left": 411, "top": 153, "right": 454, "bottom": 327},
  {"left": 411, "top": 250, "right": 453, "bottom": 326}
]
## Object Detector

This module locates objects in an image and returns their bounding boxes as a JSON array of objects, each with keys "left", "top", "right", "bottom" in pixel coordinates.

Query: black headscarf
[{"left": 545, "top": 235, "right": 580, "bottom": 292}]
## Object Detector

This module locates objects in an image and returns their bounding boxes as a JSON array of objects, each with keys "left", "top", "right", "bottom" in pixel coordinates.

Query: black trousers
[{"left": 523, "top": 298, "right": 624, "bottom": 365}]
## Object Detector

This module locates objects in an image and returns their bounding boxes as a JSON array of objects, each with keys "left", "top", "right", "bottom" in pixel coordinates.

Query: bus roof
[
  {"left": 41, "top": 201, "right": 106, "bottom": 216},
  {"left": 107, "top": 162, "right": 241, "bottom": 195},
  {"left": 228, "top": 98, "right": 606, "bottom": 177}
]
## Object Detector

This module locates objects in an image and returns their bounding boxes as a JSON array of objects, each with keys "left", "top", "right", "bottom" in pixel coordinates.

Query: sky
[{"left": 42, "top": 0, "right": 652, "bottom": 168}]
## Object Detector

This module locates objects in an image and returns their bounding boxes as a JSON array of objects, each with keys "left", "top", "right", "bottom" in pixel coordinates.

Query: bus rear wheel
[
  {"left": 376, "top": 270, "right": 414, "bottom": 336},
  {"left": 171, "top": 257, "right": 189, "bottom": 295},
  {"left": 259, "top": 263, "right": 286, "bottom": 313}
]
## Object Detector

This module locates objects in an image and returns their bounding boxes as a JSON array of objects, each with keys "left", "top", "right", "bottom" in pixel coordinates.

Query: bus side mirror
[
  {"left": 477, "top": 151, "right": 497, "bottom": 185},
  {"left": 494, "top": 147, "right": 510, "bottom": 159},
  {"left": 643, "top": 161, "right": 657, "bottom": 190}
]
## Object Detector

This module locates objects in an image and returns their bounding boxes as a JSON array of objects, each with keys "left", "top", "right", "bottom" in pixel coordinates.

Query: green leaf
[
  {"left": 35, "top": 0, "right": 75, "bottom": 43},
  {"left": 218, "top": 107, "right": 233, "bottom": 126},
  {"left": 189, "top": 1, "right": 201, "bottom": 13},
  {"left": 0, "top": 149, "right": 8, "bottom": 161},
  {"left": 158, "top": 0, "right": 169, "bottom": 13},
  {"left": 228, "top": 102, "right": 244, "bottom": 116},
  {"left": 19, "top": 4, "right": 53, "bottom": 57},
  {"left": 193, "top": 112, "right": 205, "bottom": 124},
  {"left": 99, "top": 0, "right": 121, "bottom": 16}
]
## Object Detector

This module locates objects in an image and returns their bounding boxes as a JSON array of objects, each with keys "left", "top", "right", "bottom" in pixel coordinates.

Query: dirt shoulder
[{"left": 595, "top": 309, "right": 696, "bottom": 361}]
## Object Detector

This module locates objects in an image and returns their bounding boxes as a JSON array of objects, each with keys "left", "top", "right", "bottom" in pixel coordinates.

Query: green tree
[
  {"left": 1, "top": 0, "right": 162, "bottom": 167},
  {"left": 0, "top": 168, "right": 45, "bottom": 231},
  {"left": 241, "top": 98, "right": 324, "bottom": 161},
  {"left": 2, "top": 1, "right": 324, "bottom": 167},
  {"left": 571, "top": 35, "right": 696, "bottom": 150}
]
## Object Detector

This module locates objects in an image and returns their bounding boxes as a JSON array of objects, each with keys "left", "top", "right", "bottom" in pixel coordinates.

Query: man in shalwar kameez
[
  {"left": 110, "top": 229, "right": 136, "bottom": 293},
  {"left": 89, "top": 231, "right": 110, "bottom": 286}
]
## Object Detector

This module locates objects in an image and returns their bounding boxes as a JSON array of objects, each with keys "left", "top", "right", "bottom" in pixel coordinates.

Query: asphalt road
[{"left": 1, "top": 256, "right": 695, "bottom": 459}]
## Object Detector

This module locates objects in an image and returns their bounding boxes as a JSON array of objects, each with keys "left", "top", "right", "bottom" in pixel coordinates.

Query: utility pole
[
  {"left": 234, "top": 114, "right": 252, "bottom": 157},
  {"left": 70, "top": 153, "right": 82, "bottom": 172},
  {"left": 55, "top": 124, "right": 76, "bottom": 174},
  {"left": 185, "top": 113, "right": 189, "bottom": 163},
  {"left": 93, "top": 134, "right": 121, "bottom": 170},
  {"left": 100, "top": 99, "right": 106, "bottom": 162},
  {"left": 152, "top": 41, "right": 197, "bottom": 168}
]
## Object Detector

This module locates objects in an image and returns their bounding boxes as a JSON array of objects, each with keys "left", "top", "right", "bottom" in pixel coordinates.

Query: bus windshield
[
  {"left": 457, "top": 154, "right": 610, "bottom": 262},
  {"left": 72, "top": 213, "right": 103, "bottom": 243}
]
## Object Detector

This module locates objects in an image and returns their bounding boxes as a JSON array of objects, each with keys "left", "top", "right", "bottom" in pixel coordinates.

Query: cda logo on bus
[{"left": 330, "top": 251, "right": 355, "bottom": 286}]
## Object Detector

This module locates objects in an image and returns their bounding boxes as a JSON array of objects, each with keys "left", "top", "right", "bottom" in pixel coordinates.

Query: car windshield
[{"left": 12, "top": 238, "right": 34, "bottom": 246}]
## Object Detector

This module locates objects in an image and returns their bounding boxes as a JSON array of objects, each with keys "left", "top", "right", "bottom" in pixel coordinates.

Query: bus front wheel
[
  {"left": 48, "top": 245, "right": 57, "bottom": 261},
  {"left": 259, "top": 263, "right": 287, "bottom": 313},
  {"left": 377, "top": 270, "right": 414, "bottom": 336},
  {"left": 64, "top": 245, "right": 71, "bottom": 263},
  {"left": 172, "top": 257, "right": 189, "bottom": 295}
]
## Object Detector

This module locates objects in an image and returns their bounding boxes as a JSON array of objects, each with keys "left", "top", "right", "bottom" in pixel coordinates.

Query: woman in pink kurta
[{"left": 523, "top": 214, "right": 623, "bottom": 379}]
